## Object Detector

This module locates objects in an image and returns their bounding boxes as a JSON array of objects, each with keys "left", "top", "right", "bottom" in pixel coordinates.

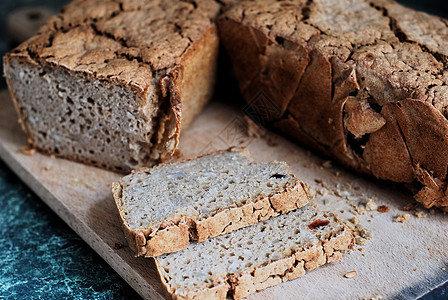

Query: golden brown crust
[
  {"left": 218, "top": 0, "right": 448, "bottom": 211},
  {"left": 179, "top": 26, "right": 220, "bottom": 131}
]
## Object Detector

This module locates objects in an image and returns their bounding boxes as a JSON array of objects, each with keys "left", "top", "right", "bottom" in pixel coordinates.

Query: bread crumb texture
[
  {"left": 155, "top": 207, "right": 353, "bottom": 300},
  {"left": 113, "top": 149, "right": 309, "bottom": 256},
  {"left": 394, "top": 213, "right": 411, "bottom": 223},
  {"left": 218, "top": 0, "right": 448, "bottom": 211}
]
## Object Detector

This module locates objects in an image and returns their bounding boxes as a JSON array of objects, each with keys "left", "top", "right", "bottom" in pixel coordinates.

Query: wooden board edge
[{"left": 0, "top": 141, "right": 164, "bottom": 300}]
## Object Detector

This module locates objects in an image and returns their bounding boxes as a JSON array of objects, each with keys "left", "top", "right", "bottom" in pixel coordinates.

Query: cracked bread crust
[
  {"left": 8, "top": 0, "right": 221, "bottom": 88},
  {"left": 111, "top": 147, "right": 309, "bottom": 257},
  {"left": 4, "top": 0, "right": 221, "bottom": 172},
  {"left": 218, "top": 0, "right": 448, "bottom": 211}
]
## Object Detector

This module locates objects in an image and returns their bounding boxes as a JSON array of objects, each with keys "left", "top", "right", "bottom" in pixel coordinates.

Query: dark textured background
[{"left": 0, "top": 0, "right": 447, "bottom": 299}]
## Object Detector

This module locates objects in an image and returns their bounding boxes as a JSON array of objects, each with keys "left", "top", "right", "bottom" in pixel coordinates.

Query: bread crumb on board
[
  {"left": 344, "top": 220, "right": 372, "bottom": 245},
  {"left": 350, "top": 206, "right": 367, "bottom": 216},
  {"left": 394, "top": 213, "right": 411, "bottom": 223},
  {"left": 344, "top": 270, "right": 357, "bottom": 278},
  {"left": 355, "top": 237, "right": 367, "bottom": 245},
  {"left": 415, "top": 210, "right": 427, "bottom": 218},
  {"left": 365, "top": 198, "right": 378, "bottom": 211},
  {"left": 21, "top": 145, "right": 36, "bottom": 156},
  {"left": 377, "top": 205, "right": 390, "bottom": 213}
]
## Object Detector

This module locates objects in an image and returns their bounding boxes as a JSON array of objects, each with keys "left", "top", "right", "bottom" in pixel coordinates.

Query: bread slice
[
  {"left": 3, "top": 0, "right": 222, "bottom": 172},
  {"left": 112, "top": 148, "right": 309, "bottom": 257},
  {"left": 218, "top": 0, "right": 448, "bottom": 211},
  {"left": 154, "top": 206, "right": 354, "bottom": 299}
]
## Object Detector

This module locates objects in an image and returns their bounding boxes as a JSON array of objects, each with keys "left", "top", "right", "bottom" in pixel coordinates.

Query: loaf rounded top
[
  {"left": 221, "top": 0, "right": 448, "bottom": 111},
  {"left": 6, "top": 0, "right": 221, "bottom": 92}
]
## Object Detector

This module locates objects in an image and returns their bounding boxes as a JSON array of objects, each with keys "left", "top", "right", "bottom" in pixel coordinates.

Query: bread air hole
[{"left": 270, "top": 174, "right": 286, "bottom": 179}]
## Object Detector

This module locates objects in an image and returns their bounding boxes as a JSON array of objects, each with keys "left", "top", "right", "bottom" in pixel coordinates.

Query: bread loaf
[
  {"left": 112, "top": 148, "right": 309, "bottom": 257},
  {"left": 154, "top": 207, "right": 353, "bottom": 299},
  {"left": 218, "top": 0, "right": 448, "bottom": 211},
  {"left": 4, "top": 0, "right": 221, "bottom": 172}
]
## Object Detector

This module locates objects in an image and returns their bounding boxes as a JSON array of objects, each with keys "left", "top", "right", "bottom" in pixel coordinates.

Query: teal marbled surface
[{"left": 0, "top": 160, "right": 141, "bottom": 299}]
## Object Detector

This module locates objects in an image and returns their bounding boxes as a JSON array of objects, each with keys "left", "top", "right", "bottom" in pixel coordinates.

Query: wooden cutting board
[{"left": 0, "top": 90, "right": 446, "bottom": 299}]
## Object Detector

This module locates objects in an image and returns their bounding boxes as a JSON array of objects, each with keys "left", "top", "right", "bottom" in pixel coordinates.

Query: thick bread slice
[
  {"left": 112, "top": 148, "right": 309, "bottom": 257},
  {"left": 154, "top": 207, "right": 354, "bottom": 300},
  {"left": 218, "top": 0, "right": 448, "bottom": 211},
  {"left": 4, "top": 0, "right": 222, "bottom": 172}
]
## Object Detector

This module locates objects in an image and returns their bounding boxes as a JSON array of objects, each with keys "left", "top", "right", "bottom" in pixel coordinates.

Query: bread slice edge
[{"left": 112, "top": 174, "right": 309, "bottom": 257}]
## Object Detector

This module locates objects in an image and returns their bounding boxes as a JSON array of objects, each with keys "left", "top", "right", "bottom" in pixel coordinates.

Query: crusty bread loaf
[
  {"left": 218, "top": 0, "right": 448, "bottom": 211},
  {"left": 112, "top": 148, "right": 309, "bottom": 257},
  {"left": 4, "top": 0, "right": 221, "bottom": 172},
  {"left": 154, "top": 207, "right": 353, "bottom": 299}
]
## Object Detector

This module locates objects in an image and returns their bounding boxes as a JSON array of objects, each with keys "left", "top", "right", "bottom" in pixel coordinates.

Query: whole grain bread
[
  {"left": 112, "top": 148, "right": 309, "bottom": 257},
  {"left": 154, "top": 206, "right": 353, "bottom": 299},
  {"left": 4, "top": 0, "right": 222, "bottom": 172},
  {"left": 218, "top": 0, "right": 448, "bottom": 211}
]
